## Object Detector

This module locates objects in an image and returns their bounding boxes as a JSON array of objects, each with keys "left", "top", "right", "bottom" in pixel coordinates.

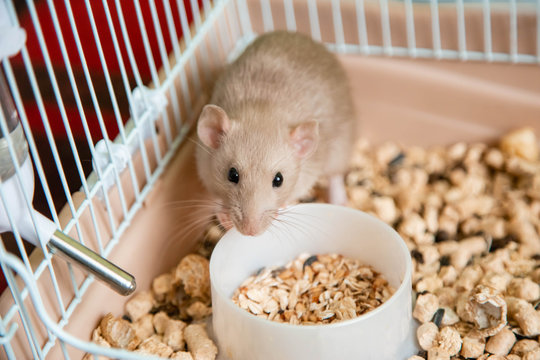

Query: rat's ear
[
  {"left": 197, "top": 104, "right": 231, "bottom": 149},
  {"left": 290, "top": 121, "right": 319, "bottom": 159}
]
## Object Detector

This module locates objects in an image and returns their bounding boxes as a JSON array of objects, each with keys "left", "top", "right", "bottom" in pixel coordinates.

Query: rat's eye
[
  {"left": 228, "top": 167, "right": 239, "bottom": 184},
  {"left": 272, "top": 172, "right": 283, "bottom": 188}
]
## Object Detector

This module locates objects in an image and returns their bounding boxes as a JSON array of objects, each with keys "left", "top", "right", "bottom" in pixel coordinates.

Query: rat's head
[{"left": 196, "top": 104, "right": 318, "bottom": 236}]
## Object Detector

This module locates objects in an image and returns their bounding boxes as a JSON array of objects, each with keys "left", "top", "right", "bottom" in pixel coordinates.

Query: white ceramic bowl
[{"left": 210, "top": 203, "right": 418, "bottom": 360}]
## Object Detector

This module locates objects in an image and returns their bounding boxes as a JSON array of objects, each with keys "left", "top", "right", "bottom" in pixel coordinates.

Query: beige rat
[{"left": 196, "top": 31, "right": 356, "bottom": 236}]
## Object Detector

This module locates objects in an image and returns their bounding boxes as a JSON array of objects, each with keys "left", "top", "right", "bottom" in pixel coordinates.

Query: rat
[{"left": 195, "top": 31, "right": 356, "bottom": 236}]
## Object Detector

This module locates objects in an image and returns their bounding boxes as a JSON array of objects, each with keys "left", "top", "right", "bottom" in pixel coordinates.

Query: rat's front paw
[{"left": 216, "top": 212, "right": 233, "bottom": 230}]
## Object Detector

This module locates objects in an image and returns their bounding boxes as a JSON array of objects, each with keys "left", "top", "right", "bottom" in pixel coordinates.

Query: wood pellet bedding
[
  {"left": 85, "top": 254, "right": 217, "bottom": 360},
  {"left": 347, "top": 127, "right": 540, "bottom": 360},
  {"left": 88, "top": 127, "right": 540, "bottom": 360},
  {"left": 232, "top": 253, "right": 395, "bottom": 325}
]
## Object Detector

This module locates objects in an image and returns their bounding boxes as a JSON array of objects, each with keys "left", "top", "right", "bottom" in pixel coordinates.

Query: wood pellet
[{"left": 231, "top": 253, "right": 395, "bottom": 325}]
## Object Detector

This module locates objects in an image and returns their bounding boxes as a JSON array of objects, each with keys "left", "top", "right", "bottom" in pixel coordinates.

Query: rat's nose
[
  {"left": 241, "top": 223, "right": 259, "bottom": 236},
  {"left": 244, "top": 228, "right": 258, "bottom": 236},
  {"left": 240, "top": 216, "right": 263, "bottom": 236}
]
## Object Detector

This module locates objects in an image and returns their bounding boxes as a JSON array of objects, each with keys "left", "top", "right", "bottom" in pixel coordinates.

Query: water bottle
[{"left": 0, "top": 70, "right": 136, "bottom": 295}]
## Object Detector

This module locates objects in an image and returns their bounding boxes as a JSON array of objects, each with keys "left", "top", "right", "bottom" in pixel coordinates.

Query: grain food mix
[
  {"left": 232, "top": 253, "right": 395, "bottom": 324},
  {"left": 89, "top": 127, "right": 540, "bottom": 360}
]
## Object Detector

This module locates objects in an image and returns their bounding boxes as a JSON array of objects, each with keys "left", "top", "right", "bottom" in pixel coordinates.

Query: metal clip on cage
[{"left": 0, "top": 61, "right": 135, "bottom": 296}]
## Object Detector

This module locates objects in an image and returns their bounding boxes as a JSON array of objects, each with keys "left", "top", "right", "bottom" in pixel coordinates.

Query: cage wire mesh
[{"left": 0, "top": 0, "right": 538, "bottom": 358}]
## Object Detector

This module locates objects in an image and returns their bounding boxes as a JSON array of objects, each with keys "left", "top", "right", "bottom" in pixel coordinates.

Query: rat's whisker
[
  {"left": 167, "top": 205, "right": 219, "bottom": 213},
  {"left": 167, "top": 198, "right": 223, "bottom": 206},
  {"left": 160, "top": 199, "right": 223, "bottom": 216},
  {"left": 166, "top": 210, "right": 214, "bottom": 234},
  {"left": 164, "top": 201, "right": 221, "bottom": 210},
  {"left": 174, "top": 215, "right": 217, "bottom": 243},
  {"left": 278, "top": 208, "right": 326, "bottom": 224},
  {"left": 165, "top": 209, "right": 211, "bottom": 233},
  {"left": 276, "top": 213, "right": 315, "bottom": 240}
]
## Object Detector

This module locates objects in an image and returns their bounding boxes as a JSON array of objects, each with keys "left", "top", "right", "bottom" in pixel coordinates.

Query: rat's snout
[
  {"left": 216, "top": 208, "right": 268, "bottom": 236},
  {"left": 237, "top": 214, "right": 265, "bottom": 236},
  {"left": 236, "top": 204, "right": 276, "bottom": 236},
  {"left": 220, "top": 191, "right": 276, "bottom": 236}
]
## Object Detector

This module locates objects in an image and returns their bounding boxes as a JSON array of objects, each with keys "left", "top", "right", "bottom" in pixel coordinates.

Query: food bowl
[{"left": 209, "top": 203, "right": 418, "bottom": 360}]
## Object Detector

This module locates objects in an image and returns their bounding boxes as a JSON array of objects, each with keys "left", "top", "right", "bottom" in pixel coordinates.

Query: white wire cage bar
[{"left": 0, "top": 0, "right": 538, "bottom": 359}]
